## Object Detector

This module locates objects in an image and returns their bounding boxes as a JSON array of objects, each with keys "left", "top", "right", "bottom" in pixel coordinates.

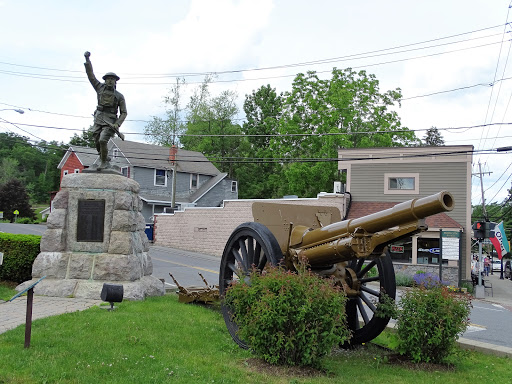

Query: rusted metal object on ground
[
  {"left": 219, "top": 191, "right": 455, "bottom": 348},
  {"left": 169, "top": 273, "right": 219, "bottom": 304}
]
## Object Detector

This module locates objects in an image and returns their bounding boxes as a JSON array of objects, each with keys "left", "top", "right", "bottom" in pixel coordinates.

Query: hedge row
[{"left": 0, "top": 233, "right": 41, "bottom": 283}]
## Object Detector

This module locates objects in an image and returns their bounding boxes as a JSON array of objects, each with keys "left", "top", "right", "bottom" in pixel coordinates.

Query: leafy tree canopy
[
  {"left": 271, "top": 68, "right": 419, "bottom": 197},
  {"left": 0, "top": 132, "right": 66, "bottom": 203},
  {"left": 144, "top": 78, "right": 186, "bottom": 146},
  {"left": 69, "top": 127, "right": 96, "bottom": 148}
]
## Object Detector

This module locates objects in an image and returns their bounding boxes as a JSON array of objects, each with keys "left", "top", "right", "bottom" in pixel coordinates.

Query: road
[{"left": 1, "top": 222, "right": 511, "bottom": 349}]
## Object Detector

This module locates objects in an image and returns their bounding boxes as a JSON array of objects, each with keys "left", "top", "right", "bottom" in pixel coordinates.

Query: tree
[
  {"left": 181, "top": 76, "right": 243, "bottom": 177},
  {"left": 274, "top": 68, "right": 419, "bottom": 197},
  {"left": 0, "top": 133, "right": 65, "bottom": 203},
  {"left": 69, "top": 127, "right": 96, "bottom": 148},
  {"left": 0, "top": 179, "right": 35, "bottom": 221},
  {"left": 235, "top": 85, "right": 284, "bottom": 198},
  {"left": 0, "top": 158, "right": 19, "bottom": 184},
  {"left": 422, "top": 127, "right": 445, "bottom": 146},
  {"left": 144, "top": 78, "right": 186, "bottom": 146}
]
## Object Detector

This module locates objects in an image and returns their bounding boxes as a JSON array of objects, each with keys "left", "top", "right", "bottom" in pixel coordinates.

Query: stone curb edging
[{"left": 385, "top": 321, "right": 512, "bottom": 358}]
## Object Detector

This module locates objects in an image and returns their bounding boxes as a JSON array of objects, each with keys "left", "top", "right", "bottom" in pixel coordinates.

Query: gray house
[
  {"left": 338, "top": 145, "right": 473, "bottom": 284},
  {"left": 97, "top": 139, "right": 238, "bottom": 222}
]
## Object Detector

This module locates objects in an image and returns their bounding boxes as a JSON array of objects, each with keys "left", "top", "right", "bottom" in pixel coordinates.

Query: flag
[{"left": 490, "top": 221, "right": 510, "bottom": 260}]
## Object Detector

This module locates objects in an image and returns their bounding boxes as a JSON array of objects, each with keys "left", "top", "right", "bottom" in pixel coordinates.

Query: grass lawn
[
  {"left": 0, "top": 294, "right": 509, "bottom": 383},
  {"left": 0, "top": 281, "right": 18, "bottom": 301}
]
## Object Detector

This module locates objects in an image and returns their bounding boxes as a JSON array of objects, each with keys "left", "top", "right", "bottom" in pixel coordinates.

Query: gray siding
[
  {"left": 349, "top": 162, "right": 467, "bottom": 227},
  {"left": 349, "top": 161, "right": 469, "bottom": 280},
  {"left": 134, "top": 167, "right": 173, "bottom": 197},
  {"left": 195, "top": 179, "right": 238, "bottom": 207}
]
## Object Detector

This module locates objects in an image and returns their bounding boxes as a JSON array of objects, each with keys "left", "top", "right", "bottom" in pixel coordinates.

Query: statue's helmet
[{"left": 102, "top": 72, "right": 120, "bottom": 81}]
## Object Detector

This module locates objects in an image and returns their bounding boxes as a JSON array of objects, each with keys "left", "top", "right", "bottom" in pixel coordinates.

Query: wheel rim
[
  {"left": 344, "top": 252, "right": 396, "bottom": 345},
  {"left": 219, "top": 222, "right": 283, "bottom": 349}
]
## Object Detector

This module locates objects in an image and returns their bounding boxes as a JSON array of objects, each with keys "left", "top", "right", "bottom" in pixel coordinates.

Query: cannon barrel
[{"left": 291, "top": 191, "right": 454, "bottom": 265}]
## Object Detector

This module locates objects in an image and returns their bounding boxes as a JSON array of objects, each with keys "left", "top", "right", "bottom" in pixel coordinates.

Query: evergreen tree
[{"left": 422, "top": 127, "right": 445, "bottom": 146}]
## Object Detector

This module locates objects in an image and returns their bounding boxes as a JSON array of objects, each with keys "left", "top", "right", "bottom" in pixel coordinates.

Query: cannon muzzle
[{"left": 290, "top": 191, "right": 454, "bottom": 265}]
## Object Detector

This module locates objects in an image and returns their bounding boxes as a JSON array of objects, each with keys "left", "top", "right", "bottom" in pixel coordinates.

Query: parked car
[
  {"left": 492, "top": 260, "right": 502, "bottom": 272},
  {"left": 505, "top": 260, "right": 512, "bottom": 280}
]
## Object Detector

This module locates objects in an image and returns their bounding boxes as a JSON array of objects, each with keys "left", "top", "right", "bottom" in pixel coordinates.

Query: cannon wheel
[
  {"left": 219, "top": 222, "right": 283, "bottom": 349},
  {"left": 344, "top": 251, "right": 396, "bottom": 345}
]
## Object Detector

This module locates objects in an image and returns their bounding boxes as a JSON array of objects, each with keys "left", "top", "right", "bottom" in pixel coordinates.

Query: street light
[{"left": 0, "top": 108, "right": 24, "bottom": 114}]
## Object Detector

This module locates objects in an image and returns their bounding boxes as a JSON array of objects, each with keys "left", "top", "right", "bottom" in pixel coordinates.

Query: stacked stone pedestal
[{"left": 17, "top": 173, "right": 164, "bottom": 300}]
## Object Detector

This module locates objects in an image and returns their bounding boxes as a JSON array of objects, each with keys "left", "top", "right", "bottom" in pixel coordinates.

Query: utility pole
[
  {"left": 472, "top": 161, "right": 491, "bottom": 298},
  {"left": 170, "top": 145, "right": 177, "bottom": 212}
]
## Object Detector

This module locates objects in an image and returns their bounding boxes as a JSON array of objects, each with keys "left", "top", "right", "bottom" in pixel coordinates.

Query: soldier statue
[{"left": 84, "top": 51, "right": 127, "bottom": 170}]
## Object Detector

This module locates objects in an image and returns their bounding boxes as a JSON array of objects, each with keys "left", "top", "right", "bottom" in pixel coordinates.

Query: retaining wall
[{"left": 154, "top": 194, "right": 347, "bottom": 257}]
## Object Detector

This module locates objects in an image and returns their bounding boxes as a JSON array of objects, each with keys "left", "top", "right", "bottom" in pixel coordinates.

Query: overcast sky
[{"left": 1, "top": 0, "right": 511, "bottom": 206}]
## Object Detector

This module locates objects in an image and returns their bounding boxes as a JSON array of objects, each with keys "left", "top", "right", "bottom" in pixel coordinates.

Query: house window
[
  {"left": 190, "top": 174, "right": 198, "bottom": 189},
  {"left": 121, "top": 167, "right": 129, "bottom": 178},
  {"left": 74, "top": 169, "right": 80, "bottom": 174},
  {"left": 231, "top": 181, "right": 238, "bottom": 193},
  {"left": 155, "top": 169, "right": 167, "bottom": 186},
  {"left": 63, "top": 170, "right": 69, "bottom": 176},
  {"left": 113, "top": 148, "right": 119, "bottom": 159},
  {"left": 384, "top": 173, "right": 419, "bottom": 194}
]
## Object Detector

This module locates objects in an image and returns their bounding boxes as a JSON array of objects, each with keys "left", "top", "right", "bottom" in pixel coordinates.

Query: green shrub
[
  {"left": 460, "top": 281, "right": 474, "bottom": 294},
  {"left": 225, "top": 266, "right": 351, "bottom": 367},
  {"left": 16, "top": 217, "right": 34, "bottom": 224},
  {"left": 395, "top": 285, "right": 472, "bottom": 363},
  {"left": 0, "top": 233, "right": 41, "bottom": 283},
  {"left": 395, "top": 273, "right": 414, "bottom": 287}
]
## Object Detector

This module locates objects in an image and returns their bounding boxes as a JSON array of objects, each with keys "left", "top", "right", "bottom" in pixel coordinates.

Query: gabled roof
[
  {"left": 139, "top": 173, "right": 228, "bottom": 205},
  {"left": 110, "top": 138, "right": 220, "bottom": 176},
  {"left": 188, "top": 173, "right": 227, "bottom": 203},
  {"left": 346, "top": 201, "right": 462, "bottom": 229},
  {"left": 57, "top": 146, "right": 98, "bottom": 169}
]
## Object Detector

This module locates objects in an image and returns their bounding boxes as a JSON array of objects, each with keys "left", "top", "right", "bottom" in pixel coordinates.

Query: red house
[{"left": 57, "top": 146, "right": 98, "bottom": 183}]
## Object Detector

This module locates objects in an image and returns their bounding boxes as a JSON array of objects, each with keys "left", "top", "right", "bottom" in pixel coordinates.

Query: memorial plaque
[{"left": 77, "top": 199, "right": 105, "bottom": 242}]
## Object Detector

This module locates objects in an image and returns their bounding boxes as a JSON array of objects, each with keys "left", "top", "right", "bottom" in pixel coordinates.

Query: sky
[{"left": 1, "top": 0, "right": 511, "bottom": 207}]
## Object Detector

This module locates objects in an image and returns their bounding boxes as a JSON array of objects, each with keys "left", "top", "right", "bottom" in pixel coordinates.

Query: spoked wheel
[
  {"left": 344, "top": 251, "right": 396, "bottom": 345},
  {"left": 219, "top": 222, "right": 283, "bottom": 349}
]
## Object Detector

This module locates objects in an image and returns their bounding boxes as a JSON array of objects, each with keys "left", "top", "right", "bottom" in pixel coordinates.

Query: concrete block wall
[
  {"left": 393, "top": 263, "right": 459, "bottom": 286},
  {"left": 154, "top": 194, "right": 347, "bottom": 257}
]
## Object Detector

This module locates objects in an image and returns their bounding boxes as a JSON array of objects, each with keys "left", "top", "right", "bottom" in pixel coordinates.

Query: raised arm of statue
[{"left": 84, "top": 51, "right": 100, "bottom": 90}]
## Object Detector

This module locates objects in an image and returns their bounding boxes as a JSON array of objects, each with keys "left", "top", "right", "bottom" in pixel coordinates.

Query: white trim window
[
  {"left": 155, "top": 169, "right": 167, "bottom": 187},
  {"left": 74, "top": 169, "right": 80, "bottom": 174},
  {"left": 231, "top": 181, "right": 238, "bottom": 193},
  {"left": 63, "top": 170, "right": 69, "bottom": 176},
  {"left": 384, "top": 173, "right": 419, "bottom": 194},
  {"left": 190, "top": 173, "right": 199, "bottom": 189},
  {"left": 121, "top": 166, "right": 129, "bottom": 178}
]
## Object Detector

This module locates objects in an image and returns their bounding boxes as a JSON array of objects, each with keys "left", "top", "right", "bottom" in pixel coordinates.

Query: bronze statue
[{"left": 84, "top": 51, "right": 127, "bottom": 170}]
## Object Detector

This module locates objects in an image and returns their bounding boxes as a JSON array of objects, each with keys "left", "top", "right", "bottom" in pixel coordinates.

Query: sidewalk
[
  {"left": 477, "top": 271, "right": 512, "bottom": 309},
  {"left": 0, "top": 296, "right": 101, "bottom": 334}
]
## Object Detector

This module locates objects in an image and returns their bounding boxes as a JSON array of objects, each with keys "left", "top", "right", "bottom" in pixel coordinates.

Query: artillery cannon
[{"left": 219, "top": 191, "right": 454, "bottom": 348}]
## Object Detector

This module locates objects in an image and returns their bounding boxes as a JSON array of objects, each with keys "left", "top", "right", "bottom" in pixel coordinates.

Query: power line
[
  {"left": 4, "top": 75, "right": 512, "bottom": 123},
  {"left": 5, "top": 120, "right": 512, "bottom": 138},
  {"left": 0, "top": 132, "right": 502, "bottom": 164},
  {"left": 0, "top": 36, "right": 506, "bottom": 86},
  {"left": 0, "top": 24, "right": 504, "bottom": 78}
]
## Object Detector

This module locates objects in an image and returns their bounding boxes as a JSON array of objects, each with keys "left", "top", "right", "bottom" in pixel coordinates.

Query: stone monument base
[
  {"left": 17, "top": 276, "right": 163, "bottom": 301},
  {"left": 17, "top": 172, "right": 164, "bottom": 300}
]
